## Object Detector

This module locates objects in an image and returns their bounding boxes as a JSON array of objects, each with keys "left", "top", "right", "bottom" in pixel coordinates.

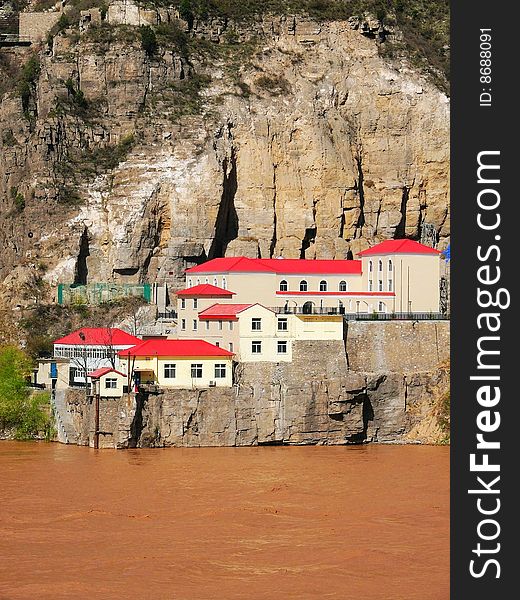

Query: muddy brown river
[{"left": 0, "top": 442, "right": 449, "bottom": 600}]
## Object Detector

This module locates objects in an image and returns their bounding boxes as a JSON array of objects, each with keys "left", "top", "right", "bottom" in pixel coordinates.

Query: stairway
[{"left": 51, "top": 390, "right": 78, "bottom": 444}]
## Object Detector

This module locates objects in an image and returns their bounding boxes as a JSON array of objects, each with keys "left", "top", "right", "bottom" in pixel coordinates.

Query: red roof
[
  {"left": 186, "top": 257, "right": 362, "bottom": 275},
  {"left": 198, "top": 303, "right": 255, "bottom": 320},
  {"left": 118, "top": 339, "right": 234, "bottom": 358},
  {"left": 88, "top": 367, "right": 126, "bottom": 379},
  {"left": 357, "top": 239, "right": 441, "bottom": 256},
  {"left": 177, "top": 284, "right": 235, "bottom": 297},
  {"left": 54, "top": 328, "right": 141, "bottom": 346}
]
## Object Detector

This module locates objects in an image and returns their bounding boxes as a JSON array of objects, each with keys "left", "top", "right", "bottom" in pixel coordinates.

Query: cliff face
[
  {"left": 0, "top": 11, "right": 449, "bottom": 306},
  {"left": 65, "top": 322, "right": 450, "bottom": 448}
]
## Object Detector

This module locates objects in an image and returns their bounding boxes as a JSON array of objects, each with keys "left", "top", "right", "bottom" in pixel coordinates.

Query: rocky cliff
[
  {"left": 0, "top": 3, "right": 449, "bottom": 309},
  {"left": 64, "top": 321, "right": 450, "bottom": 448}
]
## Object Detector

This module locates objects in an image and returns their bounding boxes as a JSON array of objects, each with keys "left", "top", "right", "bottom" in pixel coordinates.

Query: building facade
[
  {"left": 182, "top": 239, "right": 441, "bottom": 315},
  {"left": 119, "top": 339, "right": 234, "bottom": 389},
  {"left": 53, "top": 328, "right": 142, "bottom": 385}
]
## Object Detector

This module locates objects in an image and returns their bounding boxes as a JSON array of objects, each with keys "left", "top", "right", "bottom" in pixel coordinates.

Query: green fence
[{"left": 57, "top": 283, "right": 152, "bottom": 305}]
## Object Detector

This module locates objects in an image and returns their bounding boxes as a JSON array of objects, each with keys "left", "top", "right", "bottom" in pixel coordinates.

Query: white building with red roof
[
  {"left": 88, "top": 367, "right": 128, "bottom": 398},
  {"left": 179, "top": 239, "right": 441, "bottom": 317},
  {"left": 53, "top": 327, "right": 141, "bottom": 385},
  {"left": 190, "top": 302, "right": 344, "bottom": 362},
  {"left": 118, "top": 339, "right": 234, "bottom": 389}
]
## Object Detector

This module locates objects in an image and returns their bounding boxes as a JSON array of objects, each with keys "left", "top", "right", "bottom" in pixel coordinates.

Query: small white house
[{"left": 88, "top": 367, "right": 127, "bottom": 398}]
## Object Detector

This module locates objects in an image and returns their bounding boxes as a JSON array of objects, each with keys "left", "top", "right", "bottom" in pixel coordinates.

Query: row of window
[
  {"left": 180, "top": 298, "right": 198, "bottom": 309},
  {"left": 188, "top": 277, "right": 227, "bottom": 289},
  {"left": 279, "top": 280, "right": 349, "bottom": 292},
  {"left": 181, "top": 319, "right": 235, "bottom": 332},
  {"left": 181, "top": 317, "right": 289, "bottom": 333},
  {"left": 252, "top": 317, "right": 287, "bottom": 331},
  {"left": 162, "top": 363, "right": 227, "bottom": 379},
  {"left": 369, "top": 259, "right": 393, "bottom": 273},
  {"left": 251, "top": 340, "right": 288, "bottom": 354},
  {"left": 368, "top": 279, "right": 393, "bottom": 292},
  {"left": 55, "top": 347, "right": 115, "bottom": 359}
]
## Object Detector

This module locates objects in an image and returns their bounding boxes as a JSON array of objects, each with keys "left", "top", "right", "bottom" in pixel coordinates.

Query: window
[
  {"left": 205, "top": 277, "right": 209, "bottom": 284},
  {"left": 193, "top": 298, "right": 198, "bottom": 309},
  {"left": 388, "top": 279, "right": 393, "bottom": 292},
  {"left": 215, "top": 364, "right": 226, "bottom": 378},
  {"left": 252, "top": 341, "right": 262, "bottom": 354},
  {"left": 206, "top": 320, "right": 210, "bottom": 330},
  {"left": 277, "top": 318, "right": 288, "bottom": 331},
  {"left": 213, "top": 277, "right": 218, "bottom": 286},
  {"left": 369, "top": 260, "right": 373, "bottom": 272},
  {"left": 196, "top": 278, "right": 201, "bottom": 285},
  {"left": 215, "top": 342, "right": 220, "bottom": 347},
  {"left": 105, "top": 378, "right": 117, "bottom": 389},
  {"left": 187, "top": 278, "right": 192, "bottom": 287},
  {"left": 277, "top": 341, "right": 288, "bottom": 354},
  {"left": 181, "top": 319, "right": 186, "bottom": 330},
  {"left": 193, "top": 320, "right": 198, "bottom": 330},
  {"left": 229, "top": 321, "right": 233, "bottom": 330},
  {"left": 378, "top": 259, "right": 383, "bottom": 272},
  {"left": 378, "top": 280, "right": 383, "bottom": 292},
  {"left": 319, "top": 280, "right": 327, "bottom": 292},
  {"left": 339, "top": 280, "right": 347, "bottom": 292},
  {"left": 222, "top": 277, "right": 227, "bottom": 289},
  {"left": 299, "top": 280, "right": 308, "bottom": 292},
  {"left": 229, "top": 342, "right": 234, "bottom": 352},
  {"left": 164, "top": 364, "right": 176, "bottom": 378},
  {"left": 180, "top": 298, "right": 186, "bottom": 309},
  {"left": 191, "top": 364, "right": 203, "bottom": 378},
  {"left": 368, "top": 280, "right": 373, "bottom": 291},
  {"left": 279, "top": 280, "right": 288, "bottom": 291},
  {"left": 388, "top": 259, "right": 393, "bottom": 272},
  {"left": 218, "top": 320, "right": 223, "bottom": 330},
  {"left": 378, "top": 302, "right": 386, "bottom": 312},
  {"left": 251, "top": 318, "right": 262, "bottom": 331}
]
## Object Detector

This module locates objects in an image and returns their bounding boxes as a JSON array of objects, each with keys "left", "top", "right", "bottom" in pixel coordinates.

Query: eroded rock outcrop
[{"left": 0, "top": 13, "right": 449, "bottom": 306}]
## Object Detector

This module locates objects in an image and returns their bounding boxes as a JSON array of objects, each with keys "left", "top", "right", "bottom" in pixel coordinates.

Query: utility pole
[{"left": 94, "top": 380, "right": 100, "bottom": 450}]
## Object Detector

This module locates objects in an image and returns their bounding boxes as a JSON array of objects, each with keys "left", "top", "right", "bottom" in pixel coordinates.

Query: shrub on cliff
[
  {"left": 0, "top": 346, "right": 51, "bottom": 440},
  {"left": 140, "top": 25, "right": 158, "bottom": 56}
]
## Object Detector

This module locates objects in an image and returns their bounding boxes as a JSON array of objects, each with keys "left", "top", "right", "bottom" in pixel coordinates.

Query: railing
[
  {"left": 137, "top": 383, "right": 163, "bottom": 395},
  {"left": 344, "top": 312, "right": 450, "bottom": 321},
  {"left": 269, "top": 306, "right": 450, "bottom": 320},
  {"left": 0, "top": 34, "right": 32, "bottom": 45},
  {"left": 270, "top": 306, "right": 344, "bottom": 315},
  {"left": 156, "top": 310, "right": 177, "bottom": 320}
]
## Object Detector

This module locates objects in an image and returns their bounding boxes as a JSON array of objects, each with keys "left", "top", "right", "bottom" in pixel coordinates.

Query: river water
[{"left": 0, "top": 442, "right": 449, "bottom": 600}]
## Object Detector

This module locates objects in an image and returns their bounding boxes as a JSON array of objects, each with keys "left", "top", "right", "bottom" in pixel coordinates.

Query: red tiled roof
[
  {"left": 186, "top": 257, "right": 362, "bottom": 275},
  {"left": 54, "top": 328, "right": 141, "bottom": 346},
  {"left": 198, "top": 303, "right": 255, "bottom": 320},
  {"left": 177, "top": 283, "right": 235, "bottom": 297},
  {"left": 88, "top": 367, "right": 126, "bottom": 379},
  {"left": 118, "top": 339, "right": 234, "bottom": 358},
  {"left": 187, "top": 257, "right": 275, "bottom": 274},
  {"left": 357, "top": 239, "right": 441, "bottom": 256}
]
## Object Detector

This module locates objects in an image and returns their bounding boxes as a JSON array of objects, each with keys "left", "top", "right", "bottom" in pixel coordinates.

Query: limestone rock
[{"left": 0, "top": 16, "right": 449, "bottom": 306}]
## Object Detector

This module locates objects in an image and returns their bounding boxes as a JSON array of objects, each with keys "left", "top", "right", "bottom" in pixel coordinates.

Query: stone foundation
[{"left": 63, "top": 322, "right": 450, "bottom": 448}]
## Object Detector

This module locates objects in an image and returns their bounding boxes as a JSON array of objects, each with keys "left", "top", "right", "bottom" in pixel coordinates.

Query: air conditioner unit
[{"left": 209, "top": 380, "right": 216, "bottom": 387}]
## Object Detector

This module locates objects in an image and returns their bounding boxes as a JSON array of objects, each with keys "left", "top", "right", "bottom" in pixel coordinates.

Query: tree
[
  {"left": 0, "top": 345, "right": 50, "bottom": 439},
  {"left": 140, "top": 25, "right": 158, "bottom": 56}
]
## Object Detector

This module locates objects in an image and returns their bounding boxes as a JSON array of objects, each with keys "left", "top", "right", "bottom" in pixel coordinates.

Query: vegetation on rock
[{"left": 0, "top": 345, "right": 51, "bottom": 440}]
